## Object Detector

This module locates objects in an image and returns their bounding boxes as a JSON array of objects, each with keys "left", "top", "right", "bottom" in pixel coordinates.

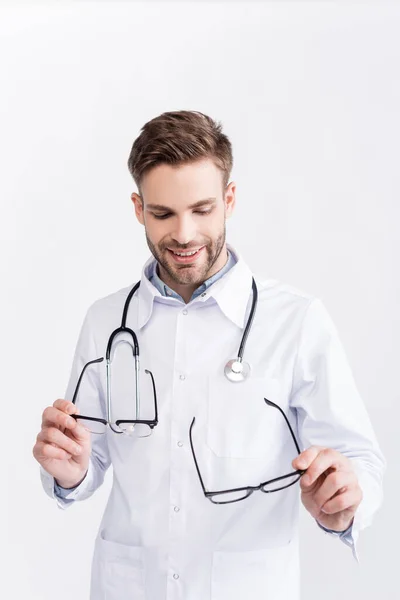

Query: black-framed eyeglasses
[
  {"left": 67, "top": 280, "right": 158, "bottom": 437},
  {"left": 71, "top": 352, "right": 158, "bottom": 437},
  {"left": 189, "top": 398, "right": 306, "bottom": 504}
]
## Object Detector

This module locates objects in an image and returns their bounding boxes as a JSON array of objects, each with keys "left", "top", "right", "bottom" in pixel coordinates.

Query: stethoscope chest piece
[
  {"left": 223, "top": 276, "right": 258, "bottom": 383},
  {"left": 224, "top": 359, "right": 251, "bottom": 383}
]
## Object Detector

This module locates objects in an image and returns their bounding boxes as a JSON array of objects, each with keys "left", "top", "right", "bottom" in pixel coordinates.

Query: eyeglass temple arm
[
  {"left": 189, "top": 418, "right": 208, "bottom": 494},
  {"left": 264, "top": 398, "right": 302, "bottom": 455},
  {"left": 144, "top": 369, "right": 158, "bottom": 423},
  {"left": 72, "top": 357, "right": 104, "bottom": 405}
]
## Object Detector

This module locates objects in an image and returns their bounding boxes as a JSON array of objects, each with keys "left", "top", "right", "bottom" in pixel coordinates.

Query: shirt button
[
  {"left": 182, "top": 309, "right": 188, "bottom": 315},
  {"left": 174, "top": 506, "right": 180, "bottom": 512},
  {"left": 173, "top": 573, "right": 179, "bottom": 580},
  {"left": 179, "top": 374, "right": 186, "bottom": 380},
  {"left": 177, "top": 441, "right": 183, "bottom": 447}
]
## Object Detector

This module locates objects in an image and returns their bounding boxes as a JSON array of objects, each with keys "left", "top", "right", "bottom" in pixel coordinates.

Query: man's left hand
[{"left": 292, "top": 446, "right": 363, "bottom": 532}]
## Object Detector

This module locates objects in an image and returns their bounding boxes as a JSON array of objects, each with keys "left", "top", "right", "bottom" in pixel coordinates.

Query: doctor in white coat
[{"left": 33, "top": 110, "right": 386, "bottom": 600}]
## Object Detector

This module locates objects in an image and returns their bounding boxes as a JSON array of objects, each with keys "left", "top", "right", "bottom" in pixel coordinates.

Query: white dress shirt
[{"left": 40, "top": 244, "right": 386, "bottom": 600}]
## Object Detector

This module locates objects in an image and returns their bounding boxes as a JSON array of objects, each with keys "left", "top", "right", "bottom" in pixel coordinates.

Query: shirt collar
[{"left": 137, "top": 243, "right": 254, "bottom": 330}]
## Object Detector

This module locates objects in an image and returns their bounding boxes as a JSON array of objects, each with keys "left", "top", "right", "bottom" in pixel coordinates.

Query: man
[{"left": 33, "top": 110, "right": 385, "bottom": 599}]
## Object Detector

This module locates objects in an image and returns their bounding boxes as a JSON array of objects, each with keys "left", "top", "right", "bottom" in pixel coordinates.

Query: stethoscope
[
  {"left": 116, "top": 275, "right": 258, "bottom": 385},
  {"left": 223, "top": 277, "right": 258, "bottom": 382}
]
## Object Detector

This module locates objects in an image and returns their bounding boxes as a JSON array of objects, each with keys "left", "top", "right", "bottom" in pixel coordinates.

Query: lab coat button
[
  {"left": 201, "top": 292, "right": 206, "bottom": 297},
  {"left": 173, "top": 573, "right": 179, "bottom": 580},
  {"left": 179, "top": 374, "right": 186, "bottom": 380},
  {"left": 174, "top": 506, "right": 180, "bottom": 512},
  {"left": 177, "top": 441, "right": 183, "bottom": 447},
  {"left": 182, "top": 309, "right": 188, "bottom": 315}
]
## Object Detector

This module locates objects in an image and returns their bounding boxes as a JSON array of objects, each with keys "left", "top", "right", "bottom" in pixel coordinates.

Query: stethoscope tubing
[
  {"left": 237, "top": 277, "right": 258, "bottom": 361},
  {"left": 115, "top": 274, "right": 258, "bottom": 383}
]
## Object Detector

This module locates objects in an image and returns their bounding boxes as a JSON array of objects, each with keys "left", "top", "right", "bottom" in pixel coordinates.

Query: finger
[
  {"left": 35, "top": 441, "right": 72, "bottom": 461},
  {"left": 38, "top": 427, "right": 83, "bottom": 456},
  {"left": 42, "top": 406, "right": 78, "bottom": 431},
  {"left": 313, "top": 470, "right": 356, "bottom": 511},
  {"left": 300, "top": 448, "right": 346, "bottom": 488},
  {"left": 292, "top": 446, "right": 325, "bottom": 470},
  {"left": 320, "top": 489, "right": 361, "bottom": 514},
  {"left": 67, "top": 421, "right": 91, "bottom": 443},
  {"left": 53, "top": 399, "right": 79, "bottom": 416}
]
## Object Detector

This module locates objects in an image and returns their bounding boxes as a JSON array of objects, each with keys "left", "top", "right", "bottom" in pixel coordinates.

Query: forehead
[{"left": 141, "top": 158, "right": 224, "bottom": 209}]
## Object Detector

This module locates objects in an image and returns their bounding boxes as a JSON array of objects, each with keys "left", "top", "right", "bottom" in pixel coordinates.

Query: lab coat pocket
[
  {"left": 206, "top": 375, "right": 287, "bottom": 459},
  {"left": 91, "top": 531, "right": 145, "bottom": 600},
  {"left": 211, "top": 542, "right": 298, "bottom": 599}
]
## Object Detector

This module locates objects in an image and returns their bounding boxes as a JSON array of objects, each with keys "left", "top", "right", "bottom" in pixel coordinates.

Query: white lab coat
[{"left": 40, "top": 244, "right": 385, "bottom": 600}]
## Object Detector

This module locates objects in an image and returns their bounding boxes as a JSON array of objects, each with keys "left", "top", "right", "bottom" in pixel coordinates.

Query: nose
[{"left": 171, "top": 214, "right": 197, "bottom": 245}]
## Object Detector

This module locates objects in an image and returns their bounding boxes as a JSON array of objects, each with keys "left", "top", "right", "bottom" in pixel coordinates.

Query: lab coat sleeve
[
  {"left": 40, "top": 304, "right": 111, "bottom": 510},
  {"left": 290, "top": 297, "right": 386, "bottom": 563}
]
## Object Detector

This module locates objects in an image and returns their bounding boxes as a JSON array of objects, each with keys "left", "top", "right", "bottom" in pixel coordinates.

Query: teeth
[{"left": 173, "top": 250, "right": 198, "bottom": 256}]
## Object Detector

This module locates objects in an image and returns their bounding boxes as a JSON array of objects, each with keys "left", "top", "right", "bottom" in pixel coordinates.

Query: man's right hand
[{"left": 33, "top": 399, "right": 91, "bottom": 489}]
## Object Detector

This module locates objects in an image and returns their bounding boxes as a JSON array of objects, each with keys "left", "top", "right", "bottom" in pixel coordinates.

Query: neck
[{"left": 158, "top": 245, "right": 229, "bottom": 304}]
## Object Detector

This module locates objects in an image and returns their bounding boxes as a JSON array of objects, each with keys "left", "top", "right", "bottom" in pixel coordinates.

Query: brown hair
[{"left": 127, "top": 110, "right": 233, "bottom": 196}]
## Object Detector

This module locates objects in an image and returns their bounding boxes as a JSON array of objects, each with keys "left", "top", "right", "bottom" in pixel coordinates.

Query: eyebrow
[{"left": 145, "top": 197, "right": 217, "bottom": 211}]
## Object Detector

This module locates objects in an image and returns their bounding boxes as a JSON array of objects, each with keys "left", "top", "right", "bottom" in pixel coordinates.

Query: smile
[{"left": 167, "top": 246, "right": 205, "bottom": 263}]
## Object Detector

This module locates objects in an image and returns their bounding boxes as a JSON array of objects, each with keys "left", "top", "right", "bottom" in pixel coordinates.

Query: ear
[
  {"left": 131, "top": 192, "right": 145, "bottom": 225},
  {"left": 224, "top": 181, "right": 236, "bottom": 219}
]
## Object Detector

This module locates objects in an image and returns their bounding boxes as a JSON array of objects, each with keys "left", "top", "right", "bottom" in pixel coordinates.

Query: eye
[
  {"left": 152, "top": 208, "right": 213, "bottom": 219},
  {"left": 153, "top": 213, "right": 171, "bottom": 220},
  {"left": 194, "top": 209, "right": 212, "bottom": 215}
]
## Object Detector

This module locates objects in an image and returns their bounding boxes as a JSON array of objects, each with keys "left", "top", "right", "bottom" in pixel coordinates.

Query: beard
[{"left": 145, "top": 224, "right": 226, "bottom": 287}]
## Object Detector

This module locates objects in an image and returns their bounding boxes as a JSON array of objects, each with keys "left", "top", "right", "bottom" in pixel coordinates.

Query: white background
[{"left": 1, "top": 1, "right": 398, "bottom": 598}]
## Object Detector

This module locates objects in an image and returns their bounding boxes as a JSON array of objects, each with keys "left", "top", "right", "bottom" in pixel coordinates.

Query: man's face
[{"left": 131, "top": 158, "right": 236, "bottom": 287}]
